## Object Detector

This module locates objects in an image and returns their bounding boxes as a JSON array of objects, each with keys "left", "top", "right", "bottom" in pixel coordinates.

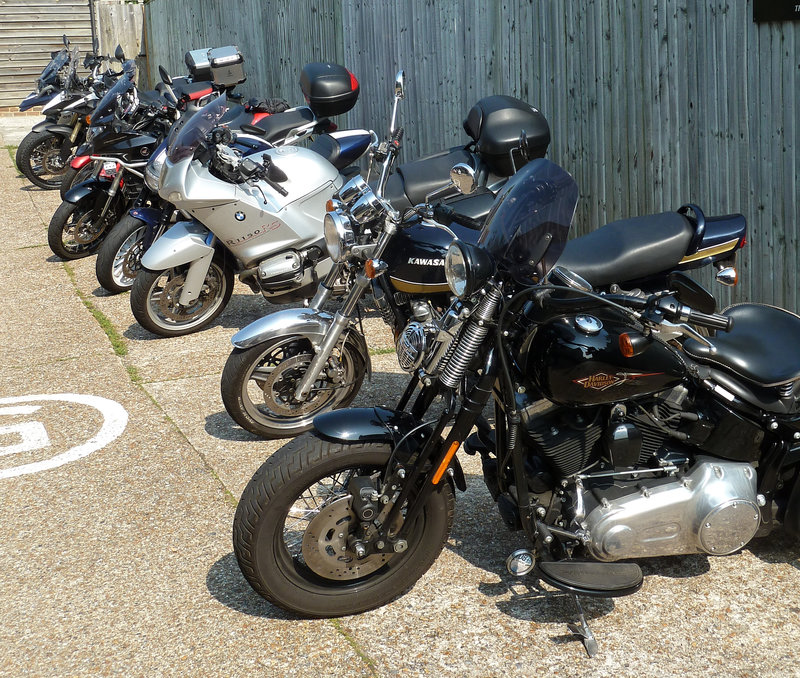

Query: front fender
[
  {"left": 313, "top": 407, "right": 467, "bottom": 491},
  {"left": 141, "top": 220, "right": 214, "bottom": 270},
  {"left": 64, "top": 177, "right": 111, "bottom": 204},
  {"left": 129, "top": 206, "right": 163, "bottom": 227},
  {"left": 31, "top": 121, "right": 72, "bottom": 136},
  {"left": 231, "top": 308, "right": 334, "bottom": 350}
]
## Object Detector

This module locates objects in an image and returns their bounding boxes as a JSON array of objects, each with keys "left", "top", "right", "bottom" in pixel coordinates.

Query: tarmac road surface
[{"left": 0, "top": 124, "right": 799, "bottom": 677}]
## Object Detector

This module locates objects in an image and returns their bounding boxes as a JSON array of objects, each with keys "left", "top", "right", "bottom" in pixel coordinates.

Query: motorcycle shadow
[{"left": 206, "top": 551, "right": 299, "bottom": 620}]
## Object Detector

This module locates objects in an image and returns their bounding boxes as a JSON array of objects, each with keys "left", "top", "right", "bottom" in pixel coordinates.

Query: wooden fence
[{"left": 142, "top": 0, "right": 800, "bottom": 311}]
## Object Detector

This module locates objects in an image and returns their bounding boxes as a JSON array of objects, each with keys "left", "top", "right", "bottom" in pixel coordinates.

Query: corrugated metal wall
[
  {"left": 143, "top": 0, "right": 800, "bottom": 311},
  {"left": 0, "top": 0, "right": 94, "bottom": 108}
]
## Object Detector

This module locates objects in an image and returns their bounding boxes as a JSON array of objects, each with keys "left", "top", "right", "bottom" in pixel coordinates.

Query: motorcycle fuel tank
[
  {"left": 524, "top": 309, "right": 686, "bottom": 406},
  {"left": 90, "top": 128, "right": 161, "bottom": 163}
]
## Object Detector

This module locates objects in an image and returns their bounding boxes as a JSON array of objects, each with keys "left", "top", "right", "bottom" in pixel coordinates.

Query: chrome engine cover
[{"left": 582, "top": 458, "right": 760, "bottom": 561}]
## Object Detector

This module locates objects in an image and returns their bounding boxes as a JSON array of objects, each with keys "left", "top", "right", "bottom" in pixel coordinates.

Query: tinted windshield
[
  {"left": 167, "top": 94, "right": 228, "bottom": 163},
  {"left": 38, "top": 48, "right": 70, "bottom": 87},
  {"left": 90, "top": 60, "right": 137, "bottom": 125},
  {"left": 478, "top": 158, "right": 578, "bottom": 285}
]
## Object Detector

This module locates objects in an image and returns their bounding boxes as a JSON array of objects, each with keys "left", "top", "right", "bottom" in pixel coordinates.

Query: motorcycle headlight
[
  {"left": 145, "top": 147, "right": 168, "bottom": 191},
  {"left": 324, "top": 210, "right": 355, "bottom": 262},
  {"left": 444, "top": 240, "right": 495, "bottom": 298}
]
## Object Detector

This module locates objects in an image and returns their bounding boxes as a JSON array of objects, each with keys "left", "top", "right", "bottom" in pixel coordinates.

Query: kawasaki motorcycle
[
  {"left": 221, "top": 100, "right": 744, "bottom": 438},
  {"left": 233, "top": 157, "right": 800, "bottom": 657}
]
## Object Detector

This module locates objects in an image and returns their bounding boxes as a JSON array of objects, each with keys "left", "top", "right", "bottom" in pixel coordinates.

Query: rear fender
[
  {"left": 313, "top": 407, "right": 467, "bottom": 491},
  {"left": 678, "top": 204, "right": 747, "bottom": 269},
  {"left": 140, "top": 219, "right": 214, "bottom": 270}
]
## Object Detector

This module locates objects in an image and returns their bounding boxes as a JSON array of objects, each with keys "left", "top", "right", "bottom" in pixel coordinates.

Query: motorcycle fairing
[
  {"left": 312, "top": 406, "right": 466, "bottom": 491},
  {"left": 19, "top": 91, "right": 58, "bottom": 111},
  {"left": 140, "top": 219, "right": 214, "bottom": 270}
]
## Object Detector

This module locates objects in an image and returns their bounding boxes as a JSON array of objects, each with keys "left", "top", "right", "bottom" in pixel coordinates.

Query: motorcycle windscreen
[
  {"left": 38, "top": 48, "right": 71, "bottom": 88},
  {"left": 89, "top": 60, "right": 137, "bottom": 126},
  {"left": 167, "top": 93, "right": 228, "bottom": 163},
  {"left": 477, "top": 158, "right": 578, "bottom": 285}
]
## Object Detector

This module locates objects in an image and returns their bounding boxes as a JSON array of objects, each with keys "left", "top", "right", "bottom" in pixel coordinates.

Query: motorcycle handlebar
[
  {"left": 684, "top": 308, "right": 734, "bottom": 332},
  {"left": 431, "top": 204, "right": 483, "bottom": 231}
]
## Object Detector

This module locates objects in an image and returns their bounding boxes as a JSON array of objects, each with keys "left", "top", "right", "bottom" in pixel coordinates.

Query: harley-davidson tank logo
[
  {"left": 574, "top": 371, "right": 665, "bottom": 391},
  {"left": 407, "top": 257, "right": 444, "bottom": 266}
]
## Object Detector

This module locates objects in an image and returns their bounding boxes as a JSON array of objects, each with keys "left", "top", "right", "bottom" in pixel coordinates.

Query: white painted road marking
[{"left": 0, "top": 394, "right": 128, "bottom": 478}]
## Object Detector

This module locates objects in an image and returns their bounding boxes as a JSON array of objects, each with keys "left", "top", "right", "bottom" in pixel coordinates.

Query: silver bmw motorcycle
[{"left": 130, "top": 64, "right": 371, "bottom": 337}]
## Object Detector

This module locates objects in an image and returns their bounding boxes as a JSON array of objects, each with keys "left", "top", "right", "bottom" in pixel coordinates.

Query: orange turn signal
[
  {"left": 619, "top": 333, "right": 634, "bottom": 358},
  {"left": 364, "top": 259, "right": 387, "bottom": 279},
  {"left": 432, "top": 441, "right": 461, "bottom": 484},
  {"left": 325, "top": 199, "right": 335, "bottom": 212},
  {"left": 85, "top": 114, "right": 92, "bottom": 125}
]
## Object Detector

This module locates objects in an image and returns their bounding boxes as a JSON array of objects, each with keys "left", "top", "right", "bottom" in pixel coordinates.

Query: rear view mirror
[
  {"left": 450, "top": 163, "right": 476, "bottom": 195},
  {"left": 667, "top": 272, "right": 716, "bottom": 315},
  {"left": 394, "top": 70, "right": 405, "bottom": 100},
  {"left": 114, "top": 44, "right": 125, "bottom": 62},
  {"left": 158, "top": 64, "right": 173, "bottom": 86}
]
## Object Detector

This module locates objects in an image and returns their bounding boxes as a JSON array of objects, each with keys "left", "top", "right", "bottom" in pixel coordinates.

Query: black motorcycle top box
[
  {"left": 300, "top": 62, "right": 359, "bottom": 117},
  {"left": 463, "top": 95, "right": 550, "bottom": 176}
]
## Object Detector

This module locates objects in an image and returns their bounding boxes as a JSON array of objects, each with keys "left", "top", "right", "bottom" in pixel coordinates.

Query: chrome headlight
[
  {"left": 324, "top": 210, "right": 355, "bottom": 262},
  {"left": 445, "top": 240, "right": 495, "bottom": 298},
  {"left": 145, "top": 147, "right": 168, "bottom": 191},
  {"left": 338, "top": 174, "right": 369, "bottom": 206}
]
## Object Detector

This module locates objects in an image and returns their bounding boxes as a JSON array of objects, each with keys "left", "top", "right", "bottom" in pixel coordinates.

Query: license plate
[{"left": 102, "top": 161, "right": 117, "bottom": 173}]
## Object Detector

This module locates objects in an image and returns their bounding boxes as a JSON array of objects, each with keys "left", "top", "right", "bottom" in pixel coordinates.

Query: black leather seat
[
  {"left": 558, "top": 212, "right": 694, "bottom": 286},
  {"left": 683, "top": 304, "right": 800, "bottom": 387},
  {"left": 382, "top": 147, "right": 476, "bottom": 211},
  {"left": 252, "top": 107, "right": 315, "bottom": 143},
  {"left": 308, "top": 132, "right": 372, "bottom": 172}
]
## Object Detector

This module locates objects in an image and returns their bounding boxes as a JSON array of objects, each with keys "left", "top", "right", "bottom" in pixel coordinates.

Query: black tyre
[
  {"left": 221, "top": 334, "right": 367, "bottom": 439},
  {"left": 95, "top": 215, "right": 147, "bottom": 294},
  {"left": 233, "top": 433, "right": 454, "bottom": 616},
  {"left": 59, "top": 163, "right": 96, "bottom": 201},
  {"left": 130, "top": 258, "right": 234, "bottom": 337},
  {"left": 16, "top": 130, "right": 70, "bottom": 189},
  {"left": 47, "top": 197, "right": 119, "bottom": 260}
]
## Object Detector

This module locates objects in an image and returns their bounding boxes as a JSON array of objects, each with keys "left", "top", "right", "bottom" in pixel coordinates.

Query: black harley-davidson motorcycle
[
  {"left": 220, "top": 93, "right": 744, "bottom": 439},
  {"left": 232, "top": 156, "right": 800, "bottom": 656}
]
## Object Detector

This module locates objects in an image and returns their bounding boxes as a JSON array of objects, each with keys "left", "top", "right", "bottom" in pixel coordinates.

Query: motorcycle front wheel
[
  {"left": 16, "top": 130, "right": 70, "bottom": 189},
  {"left": 95, "top": 215, "right": 147, "bottom": 294},
  {"left": 59, "top": 163, "right": 96, "bottom": 201},
  {"left": 47, "top": 196, "right": 119, "bottom": 260},
  {"left": 220, "top": 334, "right": 367, "bottom": 438},
  {"left": 233, "top": 432, "right": 454, "bottom": 617},
  {"left": 130, "top": 258, "right": 234, "bottom": 337}
]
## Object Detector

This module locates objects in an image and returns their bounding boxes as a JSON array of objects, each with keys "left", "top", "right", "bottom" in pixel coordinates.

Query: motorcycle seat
[
  {"left": 252, "top": 106, "right": 315, "bottom": 143},
  {"left": 308, "top": 131, "right": 373, "bottom": 172},
  {"left": 683, "top": 303, "right": 800, "bottom": 387},
  {"left": 382, "top": 147, "right": 478, "bottom": 211},
  {"left": 557, "top": 212, "right": 694, "bottom": 286}
]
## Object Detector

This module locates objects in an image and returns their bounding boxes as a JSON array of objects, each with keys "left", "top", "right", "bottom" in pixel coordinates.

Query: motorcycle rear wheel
[
  {"left": 47, "top": 197, "right": 117, "bottom": 260},
  {"left": 16, "top": 130, "right": 69, "bottom": 189},
  {"left": 233, "top": 433, "right": 454, "bottom": 617},
  {"left": 220, "top": 334, "right": 366, "bottom": 438},
  {"left": 130, "top": 258, "right": 234, "bottom": 337},
  {"left": 95, "top": 215, "right": 147, "bottom": 294}
]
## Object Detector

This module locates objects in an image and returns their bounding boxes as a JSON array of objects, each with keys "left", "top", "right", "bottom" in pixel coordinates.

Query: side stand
[{"left": 566, "top": 594, "right": 598, "bottom": 657}]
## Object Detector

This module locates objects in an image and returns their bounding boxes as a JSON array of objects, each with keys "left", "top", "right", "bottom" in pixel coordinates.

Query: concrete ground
[{"left": 1, "top": 114, "right": 799, "bottom": 677}]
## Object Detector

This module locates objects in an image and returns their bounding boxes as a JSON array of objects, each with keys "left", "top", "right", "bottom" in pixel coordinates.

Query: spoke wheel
[
  {"left": 130, "top": 259, "right": 234, "bottom": 337},
  {"left": 221, "top": 335, "right": 366, "bottom": 438},
  {"left": 233, "top": 433, "right": 454, "bottom": 617}
]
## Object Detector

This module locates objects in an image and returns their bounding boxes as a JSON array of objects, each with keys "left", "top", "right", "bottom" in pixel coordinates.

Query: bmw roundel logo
[{"left": 235, "top": 211, "right": 246, "bottom": 221}]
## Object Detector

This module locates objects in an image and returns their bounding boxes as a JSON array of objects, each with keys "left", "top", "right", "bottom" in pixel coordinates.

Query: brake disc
[
  {"left": 260, "top": 353, "right": 336, "bottom": 416},
  {"left": 301, "top": 496, "right": 390, "bottom": 580}
]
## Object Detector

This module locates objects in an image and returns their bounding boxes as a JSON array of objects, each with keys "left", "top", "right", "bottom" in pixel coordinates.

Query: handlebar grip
[
  {"left": 687, "top": 309, "right": 733, "bottom": 332},
  {"left": 391, "top": 127, "right": 404, "bottom": 145},
  {"left": 432, "top": 205, "right": 484, "bottom": 231},
  {"left": 265, "top": 176, "right": 289, "bottom": 197}
]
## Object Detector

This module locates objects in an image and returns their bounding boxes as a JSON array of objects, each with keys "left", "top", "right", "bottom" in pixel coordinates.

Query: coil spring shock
[{"left": 439, "top": 287, "right": 502, "bottom": 388}]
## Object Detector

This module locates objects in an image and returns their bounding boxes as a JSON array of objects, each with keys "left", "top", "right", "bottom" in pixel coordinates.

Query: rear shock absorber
[{"left": 439, "top": 286, "right": 502, "bottom": 389}]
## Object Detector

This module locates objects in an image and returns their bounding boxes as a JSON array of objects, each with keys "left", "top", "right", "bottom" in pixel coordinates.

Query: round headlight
[
  {"left": 445, "top": 241, "right": 468, "bottom": 297},
  {"left": 324, "top": 210, "right": 355, "bottom": 262},
  {"left": 444, "top": 240, "right": 495, "bottom": 298}
]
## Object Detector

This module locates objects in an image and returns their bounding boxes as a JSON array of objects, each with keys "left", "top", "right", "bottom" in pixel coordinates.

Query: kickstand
[{"left": 566, "top": 594, "right": 598, "bottom": 657}]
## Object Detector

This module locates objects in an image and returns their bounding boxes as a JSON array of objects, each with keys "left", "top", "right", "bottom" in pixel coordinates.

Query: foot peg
[{"left": 537, "top": 559, "right": 643, "bottom": 657}]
